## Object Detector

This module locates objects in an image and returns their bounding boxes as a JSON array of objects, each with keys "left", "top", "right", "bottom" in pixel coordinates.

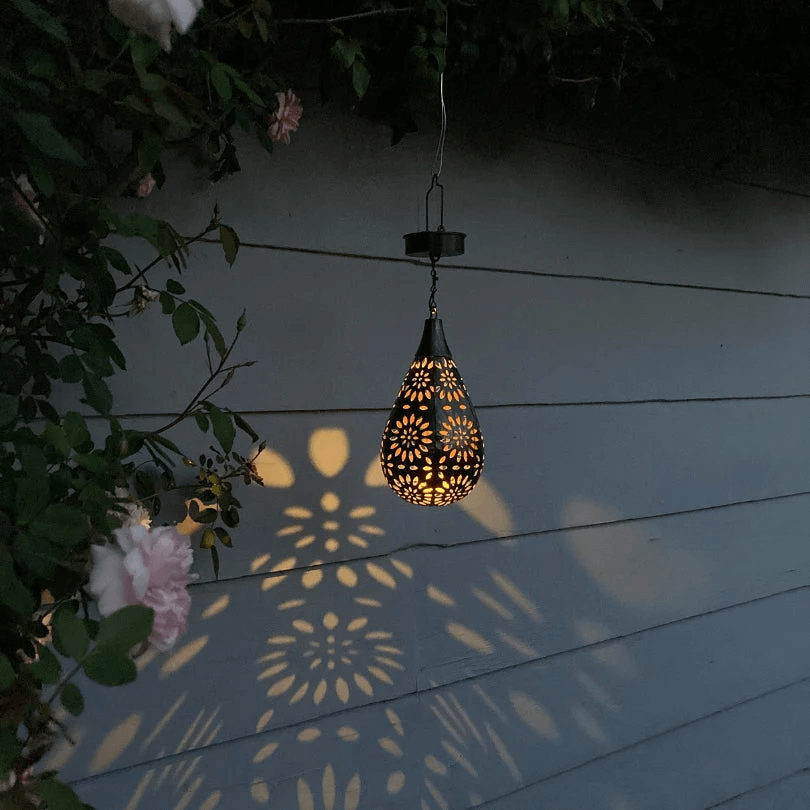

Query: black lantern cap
[
  {"left": 415, "top": 317, "right": 452, "bottom": 359},
  {"left": 404, "top": 174, "right": 466, "bottom": 260},
  {"left": 404, "top": 230, "right": 465, "bottom": 259}
]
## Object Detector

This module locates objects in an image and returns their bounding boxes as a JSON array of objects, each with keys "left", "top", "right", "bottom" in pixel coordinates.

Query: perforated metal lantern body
[{"left": 380, "top": 317, "right": 484, "bottom": 506}]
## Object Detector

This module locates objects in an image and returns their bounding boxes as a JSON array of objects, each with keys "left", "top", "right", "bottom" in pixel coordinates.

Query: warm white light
[{"left": 380, "top": 318, "right": 484, "bottom": 506}]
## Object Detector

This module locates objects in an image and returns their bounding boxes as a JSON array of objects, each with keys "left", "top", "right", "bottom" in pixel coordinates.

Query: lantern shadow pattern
[{"left": 57, "top": 426, "right": 663, "bottom": 810}]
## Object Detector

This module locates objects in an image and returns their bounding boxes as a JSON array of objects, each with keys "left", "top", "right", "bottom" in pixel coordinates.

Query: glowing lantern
[{"left": 380, "top": 176, "right": 484, "bottom": 506}]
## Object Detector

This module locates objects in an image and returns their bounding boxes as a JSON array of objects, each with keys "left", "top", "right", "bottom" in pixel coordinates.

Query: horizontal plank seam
[
  {"left": 198, "top": 237, "right": 810, "bottom": 301},
  {"left": 474, "top": 673, "right": 810, "bottom": 809},
  {"left": 536, "top": 132, "right": 810, "bottom": 201},
  {"left": 69, "top": 582, "right": 810, "bottom": 787},
  {"left": 537, "top": 132, "right": 810, "bottom": 204},
  {"left": 703, "top": 764, "right": 810, "bottom": 809},
  {"left": 189, "top": 489, "right": 810, "bottom": 591},
  {"left": 82, "top": 392, "right": 810, "bottom": 422}
]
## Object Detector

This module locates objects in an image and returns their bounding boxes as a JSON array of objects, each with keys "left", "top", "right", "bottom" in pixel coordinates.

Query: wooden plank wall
[{"left": 53, "top": 101, "right": 810, "bottom": 810}]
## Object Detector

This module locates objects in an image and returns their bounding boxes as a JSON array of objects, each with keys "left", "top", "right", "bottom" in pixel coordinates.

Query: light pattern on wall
[
  {"left": 419, "top": 683, "right": 522, "bottom": 810},
  {"left": 261, "top": 609, "right": 405, "bottom": 707},
  {"left": 250, "top": 707, "right": 409, "bottom": 807},
  {"left": 426, "top": 568, "right": 544, "bottom": 660},
  {"left": 70, "top": 695, "right": 224, "bottom": 810}
]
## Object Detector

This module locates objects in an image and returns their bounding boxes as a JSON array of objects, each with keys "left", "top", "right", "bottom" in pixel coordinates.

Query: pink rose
[
  {"left": 267, "top": 90, "right": 303, "bottom": 144},
  {"left": 136, "top": 173, "right": 157, "bottom": 198},
  {"left": 89, "top": 525, "right": 195, "bottom": 650}
]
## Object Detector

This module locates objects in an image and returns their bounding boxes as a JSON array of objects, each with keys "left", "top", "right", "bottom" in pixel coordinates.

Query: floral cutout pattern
[{"left": 381, "top": 356, "right": 484, "bottom": 506}]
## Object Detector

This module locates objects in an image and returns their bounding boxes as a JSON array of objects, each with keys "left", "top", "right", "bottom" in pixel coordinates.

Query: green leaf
[
  {"left": 12, "top": 111, "right": 84, "bottom": 165},
  {"left": 253, "top": 9, "right": 269, "bottom": 40},
  {"left": 0, "top": 655, "right": 15, "bottom": 691},
  {"left": 236, "top": 310, "right": 247, "bottom": 332},
  {"left": 131, "top": 36, "right": 162, "bottom": 76},
  {"left": 82, "top": 69, "right": 118, "bottom": 93},
  {"left": 29, "top": 644, "right": 60, "bottom": 684},
  {"left": 0, "top": 394, "right": 18, "bottom": 428},
  {"left": 83, "top": 645, "right": 138, "bottom": 685},
  {"left": 233, "top": 412, "right": 258, "bottom": 442},
  {"left": 138, "top": 128, "right": 163, "bottom": 175},
  {"left": 352, "top": 60, "right": 371, "bottom": 99},
  {"left": 208, "top": 404, "right": 236, "bottom": 453},
  {"left": 30, "top": 504, "right": 87, "bottom": 545},
  {"left": 0, "top": 729, "right": 22, "bottom": 778},
  {"left": 237, "top": 16, "right": 253, "bottom": 38},
  {"left": 159, "top": 290, "right": 176, "bottom": 314},
  {"left": 15, "top": 476, "right": 50, "bottom": 523},
  {"left": 166, "top": 278, "right": 185, "bottom": 295},
  {"left": 25, "top": 48, "right": 56, "bottom": 80},
  {"left": 12, "top": 0, "right": 70, "bottom": 43},
  {"left": 74, "top": 452, "right": 106, "bottom": 473},
  {"left": 44, "top": 422, "right": 70, "bottom": 455},
  {"left": 27, "top": 154, "right": 54, "bottom": 197},
  {"left": 210, "top": 64, "right": 232, "bottom": 103},
  {"left": 99, "top": 246, "right": 131, "bottom": 275},
  {"left": 38, "top": 777, "right": 85, "bottom": 810},
  {"left": 172, "top": 303, "right": 200, "bottom": 345},
  {"left": 331, "top": 39, "right": 361, "bottom": 69},
  {"left": 219, "top": 225, "right": 239, "bottom": 265},
  {"left": 53, "top": 609, "right": 90, "bottom": 660},
  {"left": 59, "top": 354, "right": 83, "bottom": 383},
  {"left": 96, "top": 604, "right": 154, "bottom": 652},
  {"left": 195, "top": 412, "right": 209, "bottom": 432},
  {"left": 196, "top": 508, "right": 218, "bottom": 525},
  {"left": 0, "top": 552, "right": 35, "bottom": 615},
  {"left": 82, "top": 372, "right": 112, "bottom": 415},
  {"left": 215, "top": 526, "right": 233, "bottom": 547},
  {"left": 210, "top": 545, "right": 220, "bottom": 579},
  {"left": 63, "top": 412, "right": 90, "bottom": 449},
  {"left": 196, "top": 308, "right": 227, "bottom": 359},
  {"left": 201, "top": 527, "right": 216, "bottom": 548},
  {"left": 60, "top": 682, "right": 84, "bottom": 716},
  {"left": 12, "top": 533, "right": 54, "bottom": 579},
  {"left": 153, "top": 100, "right": 191, "bottom": 132},
  {"left": 38, "top": 778, "right": 85, "bottom": 810},
  {"left": 108, "top": 211, "right": 159, "bottom": 247}
]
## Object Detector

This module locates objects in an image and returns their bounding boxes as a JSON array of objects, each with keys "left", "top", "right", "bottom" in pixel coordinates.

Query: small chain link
[{"left": 428, "top": 258, "right": 438, "bottom": 317}]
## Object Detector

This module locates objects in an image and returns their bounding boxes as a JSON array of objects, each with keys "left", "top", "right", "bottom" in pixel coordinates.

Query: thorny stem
[
  {"left": 153, "top": 333, "right": 241, "bottom": 436},
  {"left": 115, "top": 224, "right": 218, "bottom": 295},
  {"left": 46, "top": 662, "right": 83, "bottom": 708}
]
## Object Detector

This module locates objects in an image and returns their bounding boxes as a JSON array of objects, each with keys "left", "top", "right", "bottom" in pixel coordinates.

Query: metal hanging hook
[
  {"left": 402, "top": 4, "right": 465, "bottom": 264},
  {"left": 425, "top": 174, "right": 445, "bottom": 233}
]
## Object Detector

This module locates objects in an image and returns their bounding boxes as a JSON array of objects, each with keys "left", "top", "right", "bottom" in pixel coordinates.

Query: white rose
[{"left": 108, "top": 0, "right": 204, "bottom": 52}]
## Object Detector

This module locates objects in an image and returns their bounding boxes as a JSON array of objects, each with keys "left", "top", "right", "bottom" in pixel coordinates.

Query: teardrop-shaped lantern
[{"left": 381, "top": 313, "right": 484, "bottom": 506}]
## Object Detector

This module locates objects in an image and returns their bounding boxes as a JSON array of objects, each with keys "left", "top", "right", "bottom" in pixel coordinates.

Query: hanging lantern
[{"left": 380, "top": 177, "right": 484, "bottom": 506}]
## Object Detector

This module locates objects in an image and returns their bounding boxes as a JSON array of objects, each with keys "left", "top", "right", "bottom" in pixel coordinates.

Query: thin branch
[
  {"left": 115, "top": 224, "right": 217, "bottom": 295},
  {"left": 554, "top": 75, "right": 601, "bottom": 84},
  {"left": 152, "top": 333, "right": 241, "bottom": 435},
  {"left": 277, "top": 7, "right": 413, "bottom": 24}
]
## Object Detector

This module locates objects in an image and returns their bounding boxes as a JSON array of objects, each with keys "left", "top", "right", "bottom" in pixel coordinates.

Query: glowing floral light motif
[
  {"left": 277, "top": 493, "right": 383, "bottom": 555},
  {"left": 253, "top": 428, "right": 386, "bottom": 560},
  {"left": 260, "top": 610, "right": 404, "bottom": 707}
]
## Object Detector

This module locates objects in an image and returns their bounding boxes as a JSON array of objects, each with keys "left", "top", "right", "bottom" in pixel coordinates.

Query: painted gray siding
[{"left": 53, "top": 101, "right": 810, "bottom": 809}]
